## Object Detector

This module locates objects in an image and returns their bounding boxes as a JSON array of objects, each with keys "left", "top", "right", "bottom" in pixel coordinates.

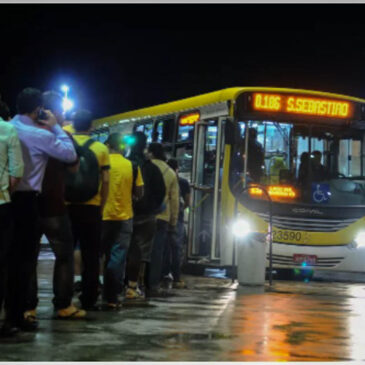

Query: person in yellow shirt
[
  {"left": 147, "top": 143, "right": 179, "bottom": 297},
  {"left": 101, "top": 133, "right": 144, "bottom": 309},
  {"left": 67, "top": 109, "right": 110, "bottom": 310}
]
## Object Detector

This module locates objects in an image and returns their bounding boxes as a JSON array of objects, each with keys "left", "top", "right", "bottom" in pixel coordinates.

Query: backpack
[{"left": 65, "top": 138, "right": 100, "bottom": 203}]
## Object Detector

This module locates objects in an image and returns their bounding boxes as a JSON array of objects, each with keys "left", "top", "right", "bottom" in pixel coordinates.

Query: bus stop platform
[{"left": 1, "top": 249, "right": 365, "bottom": 362}]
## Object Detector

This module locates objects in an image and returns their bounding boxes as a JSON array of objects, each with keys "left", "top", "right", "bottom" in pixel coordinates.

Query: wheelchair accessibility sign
[{"left": 312, "top": 183, "right": 330, "bottom": 203}]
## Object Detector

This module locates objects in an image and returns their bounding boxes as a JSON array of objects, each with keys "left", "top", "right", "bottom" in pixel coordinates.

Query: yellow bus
[{"left": 92, "top": 87, "right": 365, "bottom": 276}]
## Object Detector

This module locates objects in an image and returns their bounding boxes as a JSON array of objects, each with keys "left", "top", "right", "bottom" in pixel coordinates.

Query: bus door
[{"left": 189, "top": 117, "right": 225, "bottom": 261}]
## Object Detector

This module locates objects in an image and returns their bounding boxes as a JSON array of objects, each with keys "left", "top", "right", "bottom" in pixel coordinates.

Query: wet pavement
[{"left": 1, "top": 249, "right": 365, "bottom": 361}]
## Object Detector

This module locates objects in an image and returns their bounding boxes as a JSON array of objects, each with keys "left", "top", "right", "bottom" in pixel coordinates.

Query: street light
[{"left": 60, "top": 84, "right": 73, "bottom": 114}]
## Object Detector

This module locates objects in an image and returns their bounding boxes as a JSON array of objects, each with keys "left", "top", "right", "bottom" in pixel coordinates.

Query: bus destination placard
[{"left": 252, "top": 92, "right": 353, "bottom": 119}]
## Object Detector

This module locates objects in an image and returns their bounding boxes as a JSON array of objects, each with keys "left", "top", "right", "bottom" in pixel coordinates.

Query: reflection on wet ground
[{"left": 1, "top": 251, "right": 365, "bottom": 361}]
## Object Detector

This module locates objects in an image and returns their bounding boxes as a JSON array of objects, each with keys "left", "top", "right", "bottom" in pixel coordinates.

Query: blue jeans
[
  {"left": 162, "top": 219, "right": 184, "bottom": 282},
  {"left": 148, "top": 219, "right": 169, "bottom": 290},
  {"left": 102, "top": 219, "right": 133, "bottom": 303},
  {"left": 27, "top": 214, "right": 75, "bottom": 310}
]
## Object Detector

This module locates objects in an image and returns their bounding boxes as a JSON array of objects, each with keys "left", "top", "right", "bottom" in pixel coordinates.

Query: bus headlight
[
  {"left": 232, "top": 218, "right": 251, "bottom": 238},
  {"left": 354, "top": 231, "right": 365, "bottom": 248}
]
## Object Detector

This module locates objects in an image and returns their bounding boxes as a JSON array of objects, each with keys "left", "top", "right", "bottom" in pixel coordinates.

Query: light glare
[
  {"left": 355, "top": 231, "right": 365, "bottom": 247},
  {"left": 62, "top": 98, "right": 74, "bottom": 112},
  {"left": 232, "top": 219, "right": 251, "bottom": 238}
]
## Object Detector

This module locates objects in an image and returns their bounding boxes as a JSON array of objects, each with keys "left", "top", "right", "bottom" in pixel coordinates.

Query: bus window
[
  {"left": 135, "top": 120, "right": 154, "bottom": 143},
  {"left": 339, "top": 139, "right": 362, "bottom": 177},
  {"left": 176, "top": 144, "right": 193, "bottom": 182},
  {"left": 154, "top": 118, "right": 175, "bottom": 143},
  {"left": 178, "top": 124, "right": 194, "bottom": 143}
]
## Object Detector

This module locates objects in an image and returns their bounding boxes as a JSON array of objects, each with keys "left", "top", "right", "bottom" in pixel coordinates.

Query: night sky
[{"left": 1, "top": 4, "right": 365, "bottom": 119}]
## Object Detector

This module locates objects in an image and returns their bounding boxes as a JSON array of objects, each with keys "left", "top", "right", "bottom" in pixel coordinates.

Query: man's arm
[
  {"left": 133, "top": 166, "right": 144, "bottom": 201},
  {"left": 37, "top": 111, "right": 77, "bottom": 163},
  {"left": 100, "top": 169, "right": 110, "bottom": 213},
  {"left": 8, "top": 125, "right": 24, "bottom": 192},
  {"left": 169, "top": 173, "right": 180, "bottom": 227}
]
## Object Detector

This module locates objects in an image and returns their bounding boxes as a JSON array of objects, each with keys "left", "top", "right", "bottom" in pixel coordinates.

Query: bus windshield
[{"left": 231, "top": 120, "right": 365, "bottom": 206}]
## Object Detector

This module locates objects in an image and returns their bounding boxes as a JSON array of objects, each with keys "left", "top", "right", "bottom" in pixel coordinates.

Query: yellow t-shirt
[
  {"left": 103, "top": 153, "right": 144, "bottom": 221},
  {"left": 71, "top": 134, "right": 110, "bottom": 206}
]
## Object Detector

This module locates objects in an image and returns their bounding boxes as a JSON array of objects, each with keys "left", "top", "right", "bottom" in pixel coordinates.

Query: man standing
[
  {"left": 125, "top": 132, "right": 165, "bottom": 301},
  {"left": 102, "top": 133, "right": 144, "bottom": 309},
  {"left": 147, "top": 143, "right": 179, "bottom": 297},
  {"left": 0, "top": 101, "right": 24, "bottom": 337},
  {"left": 162, "top": 158, "right": 190, "bottom": 289},
  {"left": 25, "top": 91, "right": 86, "bottom": 320},
  {"left": 5, "top": 87, "right": 77, "bottom": 332},
  {"left": 67, "top": 109, "right": 110, "bottom": 310}
]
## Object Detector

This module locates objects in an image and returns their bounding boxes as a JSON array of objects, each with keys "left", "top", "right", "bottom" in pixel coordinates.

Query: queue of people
[{"left": 0, "top": 87, "right": 190, "bottom": 338}]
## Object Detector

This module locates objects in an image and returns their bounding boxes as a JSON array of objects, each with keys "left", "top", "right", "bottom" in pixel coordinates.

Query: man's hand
[{"left": 38, "top": 109, "right": 57, "bottom": 128}]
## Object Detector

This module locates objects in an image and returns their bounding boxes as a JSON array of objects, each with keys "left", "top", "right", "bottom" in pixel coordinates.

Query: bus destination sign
[{"left": 252, "top": 93, "right": 353, "bottom": 119}]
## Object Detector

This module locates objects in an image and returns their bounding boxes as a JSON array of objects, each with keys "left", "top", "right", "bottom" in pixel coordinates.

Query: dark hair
[
  {"left": 42, "top": 91, "right": 63, "bottom": 114},
  {"left": 16, "top": 87, "right": 43, "bottom": 114},
  {"left": 72, "top": 109, "right": 93, "bottom": 132},
  {"left": 148, "top": 142, "right": 166, "bottom": 161},
  {"left": 0, "top": 100, "right": 10, "bottom": 120},
  {"left": 105, "top": 133, "right": 122, "bottom": 151},
  {"left": 131, "top": 131, "right": 147, "bottom": 155},
  {"left": 167, "top": 158, "right": 178, "bottom": 171}
]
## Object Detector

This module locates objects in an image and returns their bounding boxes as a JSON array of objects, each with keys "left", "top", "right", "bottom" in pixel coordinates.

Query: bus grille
[
  {"left": 257, "top": 213, "right": 357, "bottom": 232},
  {"left": 266, "top": 254, "right": 344, "bottom": 268}
]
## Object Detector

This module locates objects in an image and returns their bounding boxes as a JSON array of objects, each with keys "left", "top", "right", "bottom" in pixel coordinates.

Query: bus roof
[{"left": 93, "top": 87, "right": 365, "bottom": 129}]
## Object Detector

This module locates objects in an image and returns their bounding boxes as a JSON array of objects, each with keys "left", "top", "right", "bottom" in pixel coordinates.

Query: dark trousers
[
  {"left": 27, "top": 215, "right": 75, "bottom": 310},
  {"left": 148, "top": 219, "right": 169, "bottom": 290},
  {"left": 5, "top": 192, "right": 40, "bottom": 324},
  {"left": 126, "top": 216, "right": 156, "bottom": 284},
  {"left": 68, "top": 204, "right": 102, "bottom": 308},
  {"left": 102, "top": 219, "right": 133, "bottom": 303},
  {"left": 0, "top": 203, "right": 13, "bottom": 314},
  {"left": 162, "top": 219, "right": 184, "bottom": 282}
]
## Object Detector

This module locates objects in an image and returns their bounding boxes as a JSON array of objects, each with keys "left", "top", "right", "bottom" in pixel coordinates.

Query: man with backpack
[
  {"left": 66, "top": 109, "right": 110, "bottom": 310},
  {"left": 125, "top": 132, "right": 165, "bottom": 301},
  {"left": 101, "top": 133, "right": 144, "bottom": 309},
  {"left": 24, "top": 91, "right": 86, "bottom": 321},
  {"left": 146, "top": 143, "right": 179, "bottom": 297}
]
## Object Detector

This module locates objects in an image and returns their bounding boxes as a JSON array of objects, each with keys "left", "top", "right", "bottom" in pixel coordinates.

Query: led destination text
[{"left": 253, "top": 93, "right": 352, "bottom": 118}]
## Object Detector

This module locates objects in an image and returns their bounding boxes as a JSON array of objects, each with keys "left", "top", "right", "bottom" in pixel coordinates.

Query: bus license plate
[{"left": 293, "top": 254, "right": 317, "bottom": 265}]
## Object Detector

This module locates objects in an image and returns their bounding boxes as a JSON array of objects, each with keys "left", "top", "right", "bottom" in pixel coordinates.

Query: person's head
[
  {"left": 16, "top": 87, "right": 43, "bottom": 120},
  {"left": 300, "top": 152, "right": 309, "bottom": 164},
  {"left": 105, "top": 133, "right": 123, "bottom": 153},
  {"left": 248, "top": 127, "right": 258, "bottom": 140},
  {"left": 130, "top": 131, "right": 147, "bottom": 156},
  {"left": 167, "top": 158, "right": 179, "bottom": 173},
  {"left": 0, "top": 100, "right": 11, "bottom": 121},
  {"left": 42, "top": 91, "right": 64, "bottom": 125},
  {"left": 72, "top": 109, "right": 93, "bottom": 132},
  {"left": 312, "top": 150, "right": 322, "bottom": 165},
  {"left": 148, "top": 142, "right": 166, "bottom": 161}
]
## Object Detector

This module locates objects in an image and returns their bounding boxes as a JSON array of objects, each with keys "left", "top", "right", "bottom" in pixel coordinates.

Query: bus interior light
[{"left": 232, "top": 218, "right": 251, "bottom": 238}]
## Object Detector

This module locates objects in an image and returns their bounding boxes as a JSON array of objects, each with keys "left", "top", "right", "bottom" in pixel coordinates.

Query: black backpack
[{"left": 65, "top": 139, "right": 100, "bottom": 203}]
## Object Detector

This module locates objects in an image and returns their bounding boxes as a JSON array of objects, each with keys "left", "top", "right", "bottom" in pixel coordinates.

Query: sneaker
[
  {"left": 173, "top": 280, "right": 187, "bottom": 289},
  {"left": 125, "top": 287, "right": 145, "bottom": 301},
  {"left": 57, "top": 305, "right": 87, "bottom": 319}
]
